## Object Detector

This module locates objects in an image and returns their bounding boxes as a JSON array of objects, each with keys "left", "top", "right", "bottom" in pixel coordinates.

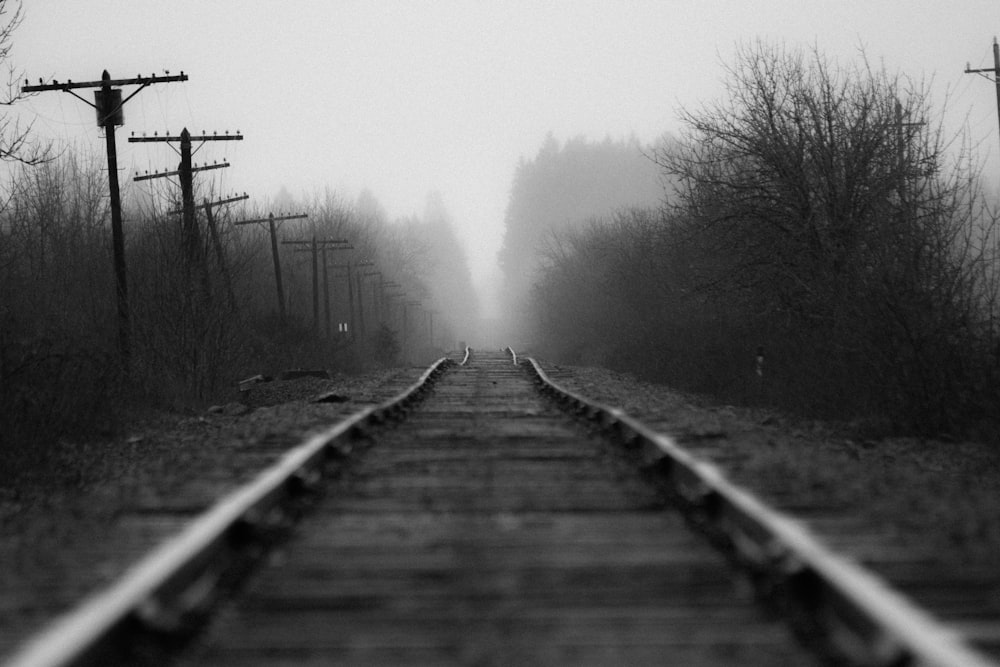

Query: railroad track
[{"left": 7, "top": 349, "right": 995, "bottom": 666}]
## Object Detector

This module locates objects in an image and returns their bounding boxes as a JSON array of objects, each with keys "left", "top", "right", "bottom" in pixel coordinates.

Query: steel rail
[
  {"left": 521, "top": 353, "right": 995, "bottom": 667},
  {"left": 504, "top": 345, "right": 518, "bottom": 365},
  {"left": 7, "top": 357, "right": 455, "bottom": 667}
]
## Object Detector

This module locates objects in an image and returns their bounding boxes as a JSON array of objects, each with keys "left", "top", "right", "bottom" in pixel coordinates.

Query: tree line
[
  {"left": 1, "top": 151, "right": 477, "bottom": 456},
  {"left": 509, "top": 42, "right": 1000, "bottom": 436},
  {"left": 498, "top": 132, "right": 664, "bottom": 334},
  {"left": 0, "top": 6, "right": 481, "bottom": 462}
]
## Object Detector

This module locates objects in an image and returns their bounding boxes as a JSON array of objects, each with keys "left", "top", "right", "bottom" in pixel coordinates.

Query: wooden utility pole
[
  {"left": 23, "top": 70, "right": 189, "bottom": 368},
  {"left": 349, "top": 261, "right": 375, "bottom": 337},
  {"left": 103, "top": 84, "right": 128, "bottom": 360},
  {"left": 180, "top": 130, "right": 196, "bottom": 268},
  {"left": 310, "top": 236, "right": 318, "bottom": 332},
  {"left": 326, "top": 246, "right": 356, "bottom": 338},
  {"left": 131, "top": 129, "right": 241, "bottom": 280},
  {"left": 965, "top": 37, "right": 1000, "bottom": 157},
  {"left": 288, "top": 238, "right": 351, "bottom": 334},
  {"left": 331, "top": 263, "right": 357, "bottom": 339},
  {"left": 234, "top": 213, "right": 308, "bottom": 322},
  {"left": 331, "top": 260, "right": 375, "bottom": 341},
  {"left": 180, "top": 193, "right": 250, "bottom": 309},
  {"left": 270, "top": 217, "right": 286, "bottom": 321},
  {"left": 322, "top": 247, "right": 330, "bottom": 338},
  {"left": 202, "top": 193, "right": 249, "bottom": 310}
]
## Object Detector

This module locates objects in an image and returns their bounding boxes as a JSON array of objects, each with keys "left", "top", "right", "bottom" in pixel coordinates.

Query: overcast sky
[{"left": 11, "top": 1, "right": 1000, "bottom": 316}]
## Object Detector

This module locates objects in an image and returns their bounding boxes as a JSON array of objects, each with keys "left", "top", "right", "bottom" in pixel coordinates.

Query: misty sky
[{"left": 10, "top": 1, "right": 1000, "bottom": 316}]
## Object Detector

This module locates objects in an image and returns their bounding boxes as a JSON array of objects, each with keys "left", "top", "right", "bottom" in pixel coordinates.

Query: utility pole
[
  {"left": 307, "top": 236, "right": 319, "bottom": 335},
  {"left": 331, "top": 263, "right": 357, "bottom": 340},
  {"left": 22, "top": 70, "right": 188, "bottom": 368},
  {"left": 174, "top": 193, "right": 250, "bottom": 310},
  {"left": 234, "top": 213, "right": 308, "bottom": 322},
  {"left": 329, "top": 261, "right": 372, "bottom": 340},
  {"left": 966, "top": 38, "right": 1000, "bottom": 336},
  {"left": 322, "top": 245, "right": 329, "bottom": 337},
  {"left": 348, "top": 260, "right": 375, "bottom": 337},
  {"left": 965, "top": 37, "right": 1000, "bottom": 158},
  {"left": 288, "top": 238, "right": 351, "bottom": 335},
  {"left": 131, "top": 129, "right": 242, "bottom": 292}
]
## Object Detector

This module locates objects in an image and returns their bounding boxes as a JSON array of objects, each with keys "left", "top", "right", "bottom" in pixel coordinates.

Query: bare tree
[
  {"left": 655, "top": 43, "right": 925, "bottom": 314},
  {"left": 526, "top": 41, "right": 999, "bottom": 433},
  {"left": 0, "top": 1, "right": 49, "bottom": 166},
  {"left": 649, "top": 40, "right": 999, "bottom": 430}
]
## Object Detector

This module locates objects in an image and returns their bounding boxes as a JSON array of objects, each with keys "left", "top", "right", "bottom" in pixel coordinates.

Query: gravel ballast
[{"left": 0, "top": 365, "right": 429, "bottom": 659}]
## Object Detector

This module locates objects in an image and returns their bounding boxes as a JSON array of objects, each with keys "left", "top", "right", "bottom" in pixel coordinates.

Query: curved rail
[
  {"left": 8, "top": 357, "right": 455, "bottom": 667},
  {"left": 523, "top": 356, "right": 993, "bottom": 667},
  {"left": 504, "top": 345, "right": 518, "bottom": 365}
]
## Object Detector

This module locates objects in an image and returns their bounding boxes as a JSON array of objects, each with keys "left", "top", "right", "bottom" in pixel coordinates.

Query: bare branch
[{"left": 0, "top": 0, "right": 52, "bottom": 165}]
